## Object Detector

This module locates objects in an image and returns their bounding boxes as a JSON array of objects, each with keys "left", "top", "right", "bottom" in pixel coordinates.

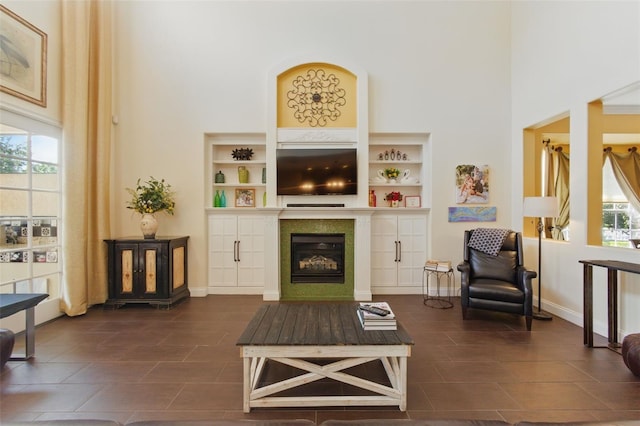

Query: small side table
[{"left": 423, "top": 267, "right": 454, "bottom": 309}]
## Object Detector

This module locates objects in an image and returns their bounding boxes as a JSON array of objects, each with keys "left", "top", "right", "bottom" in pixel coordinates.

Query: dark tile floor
[{"left": 1, "top": 295, "right": 639, "bottom": 424}]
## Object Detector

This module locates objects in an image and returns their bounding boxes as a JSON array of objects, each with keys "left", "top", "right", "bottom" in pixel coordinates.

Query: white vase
[{"left": 140, "top": 213, "right": 158, "bottom": 239}]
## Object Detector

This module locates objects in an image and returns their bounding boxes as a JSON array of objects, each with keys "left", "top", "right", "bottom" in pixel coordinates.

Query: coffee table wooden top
[{"left": 236, "top": 302, "right": 414, "bottom": 347}]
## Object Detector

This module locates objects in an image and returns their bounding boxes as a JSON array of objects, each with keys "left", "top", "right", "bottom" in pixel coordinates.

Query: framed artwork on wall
[
  {"left": 0, "top": 5, "right": 47, "bottom": 107},
  {"left": 235, "top": 188, "right": 256, "bottom": 208},
  {"left": 455, "top": 164, "right": 489, "bottom": 204},
  {"left": 448, "top": 206, "right": 497, "bottom": 222}
]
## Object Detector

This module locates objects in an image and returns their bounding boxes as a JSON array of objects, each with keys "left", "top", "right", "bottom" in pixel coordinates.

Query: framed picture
[
  {"left": 0, "top": 5, "right": 47, "bottom": 107},
  {"left": 448, "top": 206, "right": 497, "bottom": 222},
  {"left": 235, "top": 188, "right": 256, "bottom": 207},
  {"left": 455, "top": 164, "right": 489, "bottom": 204},
  {"left": 405, "top": 195, "right": 421, "bottom": 208}
]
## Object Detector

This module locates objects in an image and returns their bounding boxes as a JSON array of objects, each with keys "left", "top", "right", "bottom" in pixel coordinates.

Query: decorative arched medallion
[{"left": 277, "top": 62, "right": 357, "bottom": 129}]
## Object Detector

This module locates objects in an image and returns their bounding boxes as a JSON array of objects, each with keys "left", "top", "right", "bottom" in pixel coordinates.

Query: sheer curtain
[
  {"left": 604, "top": 147, "right": 640, "bottom": 214},
  {"left": 60, "top": 0, "right": 112, "bottom": 316}
]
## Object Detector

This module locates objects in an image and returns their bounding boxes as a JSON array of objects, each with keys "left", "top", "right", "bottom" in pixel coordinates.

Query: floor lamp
[{"left": 523, "top": 196, "right": 559, "bottom": 321}]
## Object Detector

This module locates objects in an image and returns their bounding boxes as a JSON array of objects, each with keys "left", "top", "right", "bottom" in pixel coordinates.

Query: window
[
  {"left": 587, "top": 83, "right": 640, "bottom": 247},
  {"left": 602, "top": 155, "right": 640, "bottom": 247},
  {"left": 0, "top": 112, "right": 62, "bottom": 299}
]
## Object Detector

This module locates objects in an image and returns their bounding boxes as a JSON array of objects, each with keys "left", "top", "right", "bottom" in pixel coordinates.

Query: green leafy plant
[
  {"left": 126, "top": 177, "right": 176, "bottom": 215},
  {"left": 384, "top": 167, "right": 400, "bottom": 180}
]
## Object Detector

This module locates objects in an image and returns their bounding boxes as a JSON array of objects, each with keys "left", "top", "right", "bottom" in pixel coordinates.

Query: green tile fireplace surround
[{"left": 280, "top": 219, "right": 355, "bottom": 301}]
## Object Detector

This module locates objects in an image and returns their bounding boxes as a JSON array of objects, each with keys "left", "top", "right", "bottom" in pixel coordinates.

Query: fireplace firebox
[{"left": 291, "top": 233, "right": 345, "bottom": 283}]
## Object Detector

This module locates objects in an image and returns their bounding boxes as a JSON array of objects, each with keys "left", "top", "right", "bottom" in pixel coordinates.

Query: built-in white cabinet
[
  {"left": 205, "top": 133, "right": 266, "bottom": 208},
  {"left": 208, "top": 214, "right": 266, "bottom": 292},
  {"left": 204, "top": 131, "right": 431, "bottom": 298},
  {"left": 371, "top": 213, "right": 427, "bottom": 292},
  {"left": 368, "top": 133, "right": 430, "bottom": 209}
]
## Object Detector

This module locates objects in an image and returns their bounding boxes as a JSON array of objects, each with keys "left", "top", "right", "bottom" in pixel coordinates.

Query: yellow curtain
[
  {"left": 552, "top": 149, "right": 570, "bottom": 240},
  {"left": 60, "top": 0, "right": 112, "bottom": 316},
  {"left": 605, "top": 148, "right": 640, "bottom": 213}
]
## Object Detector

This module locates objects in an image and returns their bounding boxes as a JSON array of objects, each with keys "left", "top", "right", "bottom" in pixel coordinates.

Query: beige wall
[
  {"left": 511, "top": 1, "right": 640, "bottom": 335},
  {"left": 2, "top": 1, "right": 639, "bottom": 337},
  {"left": 110, "top": 1, "right": 512, "bottom": 296}
]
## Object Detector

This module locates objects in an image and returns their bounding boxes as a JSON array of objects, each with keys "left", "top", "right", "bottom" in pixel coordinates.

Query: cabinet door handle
[
  {"left": 397, "top": 240, "right": 402, "bottom": 263},
  {"left": 394, "top": 241, "right": 399, "bottom": 262},
  {"left": 235, "top": 240, "right": 240, "bottom": 262}
]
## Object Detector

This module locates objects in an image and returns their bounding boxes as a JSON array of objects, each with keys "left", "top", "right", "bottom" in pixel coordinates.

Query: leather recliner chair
[{"left": 457, "top": 229, "right": 536, "bottom": 331}]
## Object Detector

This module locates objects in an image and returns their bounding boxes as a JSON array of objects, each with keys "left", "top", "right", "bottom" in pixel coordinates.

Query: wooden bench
[
  {"left": 0, "top": 293, "right": 48, "bottom": 360},
  {"left": 236, "top": 303, "right": 414, "bottom": 412}
]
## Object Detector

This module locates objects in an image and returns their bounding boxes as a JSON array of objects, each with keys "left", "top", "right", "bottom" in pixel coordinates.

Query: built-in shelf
[
  {"left": 368, "top": 133, "right": 430, "bottom": 209},
  {"left": 205, "top": 133, "right": 267, "bottom": 209}
]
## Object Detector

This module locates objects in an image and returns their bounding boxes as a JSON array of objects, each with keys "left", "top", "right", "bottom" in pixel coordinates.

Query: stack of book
[
  {"left": 357, "top": 302, "right": 397, "bottom": 330},
  {"left": 424, "top": 259, "right": 452, "bottom": 272}
]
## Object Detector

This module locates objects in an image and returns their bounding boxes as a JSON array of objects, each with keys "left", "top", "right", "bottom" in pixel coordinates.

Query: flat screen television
[{"left": 276, "top": 148, "right": 357, "bottom": 196}]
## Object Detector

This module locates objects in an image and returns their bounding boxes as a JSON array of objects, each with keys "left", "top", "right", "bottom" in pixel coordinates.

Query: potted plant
[
  {"left": 126, "top": 177, "right": 175, "bottom": 239},
  {"left": 385, "top": 191, "right": 403, "bottom": 207},
  {"left": 384, "top": 167, "right": 400, "bottom": 183}
]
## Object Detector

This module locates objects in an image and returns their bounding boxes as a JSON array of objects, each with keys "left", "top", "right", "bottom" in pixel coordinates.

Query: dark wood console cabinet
[{"left": 105, "top": 236, "right": 189, "bottom": 308}]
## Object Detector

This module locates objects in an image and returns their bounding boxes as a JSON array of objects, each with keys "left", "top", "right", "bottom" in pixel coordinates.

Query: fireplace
[{"left": 291, "top": 233, "right": 345, "bottom": 283}]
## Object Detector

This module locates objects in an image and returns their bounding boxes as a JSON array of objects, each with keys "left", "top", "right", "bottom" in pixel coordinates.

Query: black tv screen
[{"left": 276, "top": 148, "right": 357, "bottom": 195}]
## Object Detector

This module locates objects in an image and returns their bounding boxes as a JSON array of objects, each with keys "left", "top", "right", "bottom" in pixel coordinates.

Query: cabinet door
[
  {"left": 140, "top": 242, "right": 167, "bottom": 298},
  {"left": 113, "top": 243, "right": 138, "bottom": 297},
  {"left": 396, "top": 215, "right": 427, "bottom": 288},
  {"left": 371, "top": 215, "right": 400, "bottom": 287},
  {"left": 170, "top": 241, "right": 187, "bottom": 293},
  {"left": 236, "top": 215, "right": 265, "bottom": 287},
  {"left": 209, "top": 215, "right": 239, "bottom": 287}
]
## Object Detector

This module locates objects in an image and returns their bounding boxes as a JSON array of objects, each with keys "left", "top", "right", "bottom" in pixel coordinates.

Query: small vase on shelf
[
  {"left": 238, "top": 166, "right": 249, "bottom": 184},
  {"left": 214, "top": 190, "right": 221, "bottom": 207},
  {"left": 220, "top": 190, "right": 226, "bottom": 207}
]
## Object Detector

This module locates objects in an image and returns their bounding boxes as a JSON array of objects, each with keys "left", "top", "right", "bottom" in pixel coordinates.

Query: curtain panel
[
  {"left": 60, "top": 0, "right": 112, "bottom": 316},
  {"left": 552, "top": 149, "right": 570, "bottom": 240},
  {"left": 604, "top": 148, "right": 640, "bottom": 214}
]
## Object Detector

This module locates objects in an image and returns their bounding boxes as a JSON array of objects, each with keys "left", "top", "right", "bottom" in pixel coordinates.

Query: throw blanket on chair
[{"left": 468, "top": 228, "right": 511, "bottom": 256}]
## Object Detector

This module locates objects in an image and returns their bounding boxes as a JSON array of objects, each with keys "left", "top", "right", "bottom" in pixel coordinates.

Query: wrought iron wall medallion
[{"left": 286, "top": 69, "right": 347, "bottom": 127}]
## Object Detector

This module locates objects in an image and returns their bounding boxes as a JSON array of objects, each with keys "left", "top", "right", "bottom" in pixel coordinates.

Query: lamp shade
[{"left": 523, "top": 196, "right": 559, "bottom": 218}]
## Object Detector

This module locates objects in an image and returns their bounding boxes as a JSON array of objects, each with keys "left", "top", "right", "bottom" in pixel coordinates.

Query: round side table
[{"left": 422, "top": 267, "right": 454, "bottom": 309}]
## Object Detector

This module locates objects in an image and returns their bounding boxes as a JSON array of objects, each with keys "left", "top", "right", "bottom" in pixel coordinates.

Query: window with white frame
[{"left": 0, "top": 112, "right": 61, "bottom": 298}]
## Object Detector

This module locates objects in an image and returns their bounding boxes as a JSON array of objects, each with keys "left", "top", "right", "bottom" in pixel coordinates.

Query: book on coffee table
[{"left": 357, "top": 302, "right": 397, "bottom": 330}]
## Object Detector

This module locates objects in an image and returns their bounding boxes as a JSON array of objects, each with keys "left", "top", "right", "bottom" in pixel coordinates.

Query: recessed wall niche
[
  {"left": 522, "top": 115, "right": 570, "bottom": 240},
  {"left": 587, "top": 83, "right": 640, "bottom": 247},
  {"left": 277, "top": 63, "right": 357, "bottom": 128}
]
